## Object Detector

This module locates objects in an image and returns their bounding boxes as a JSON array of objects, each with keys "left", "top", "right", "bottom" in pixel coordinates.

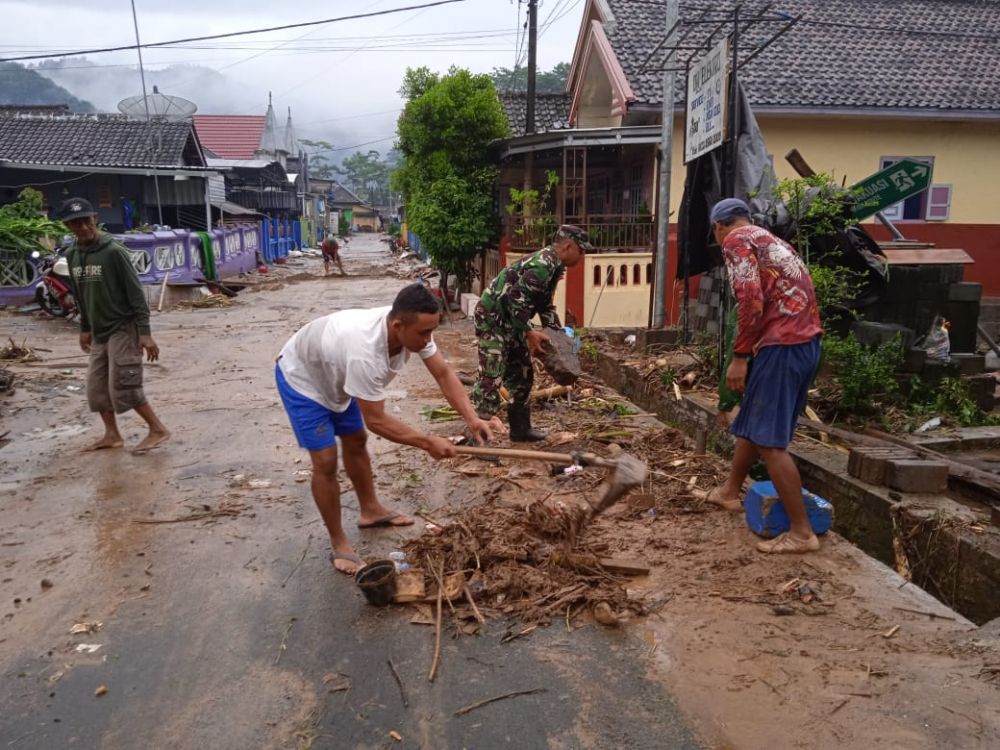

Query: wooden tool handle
[
  {"left": 454, "top": 445, "right": 575, "bottom": 464},
  {"left": 454, "top": 446, "right": 615, "bottom": 468}
]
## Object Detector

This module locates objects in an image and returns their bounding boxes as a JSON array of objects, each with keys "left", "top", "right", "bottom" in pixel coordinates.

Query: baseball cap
[
  {"left": 555, "top": 224, "right": 594, "bottom": 251},
  {"left": 58, "top": 197, "right": 98, "bottom": 222},
  {"left": 709, "top": 198, "right": 751, "bottom": 224}
]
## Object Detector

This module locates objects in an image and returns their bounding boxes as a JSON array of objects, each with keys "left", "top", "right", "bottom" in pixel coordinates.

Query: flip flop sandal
[
  {"left": 356, "top": 510, "right": 415, "bottom": 529},
  {"left": 330, "top": 551, "right": 364, "bottom": 575},
  {"left": 756, "top": 532, "right": 820, "bottom": 554}
]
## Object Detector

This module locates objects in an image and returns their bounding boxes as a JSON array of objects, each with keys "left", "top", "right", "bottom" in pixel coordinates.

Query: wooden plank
[
  {"left": 599, "top": 558, "right": 650, "bottom": 576},
  {"left": 881, "top": 248, "right": 973, "bottom": 265}
]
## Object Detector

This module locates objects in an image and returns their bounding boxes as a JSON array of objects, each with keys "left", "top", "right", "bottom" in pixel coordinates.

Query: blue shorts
[
  {"left": 275, "top": 363, "right": 364, "bottom": 451},
  {"left": 731, "top": 336, "right": 821, "bottom": 449}
]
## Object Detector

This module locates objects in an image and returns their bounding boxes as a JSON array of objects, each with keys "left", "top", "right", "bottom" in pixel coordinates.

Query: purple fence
[{"left": 0, "top": 223, "right": 263, "bottom": 307}]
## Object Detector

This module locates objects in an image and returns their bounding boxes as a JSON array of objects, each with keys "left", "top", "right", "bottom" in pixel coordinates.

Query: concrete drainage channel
[{"left": 585, "top": 345, "right": 1000, "bottom": 627}]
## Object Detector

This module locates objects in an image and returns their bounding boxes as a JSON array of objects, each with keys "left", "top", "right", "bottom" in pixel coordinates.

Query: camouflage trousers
[{"left": 471, "top": 303, "right": 533, "bottom": 417}]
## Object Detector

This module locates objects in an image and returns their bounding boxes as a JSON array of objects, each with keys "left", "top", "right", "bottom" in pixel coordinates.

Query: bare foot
[
  {"left": 132, "top": 429, "right": 171, "bottom": 454},
  {"left": 330, "top": 549, "right": 364, "bottom": 575},
  {"left": 704, "top": 486, "right": 743, "bottom": 512},
  {"left": 357, "top": 509, "right": 415, "bottom": 529},
  {"left": 82, "top": 436, "right": 124, "bottom": 452}
]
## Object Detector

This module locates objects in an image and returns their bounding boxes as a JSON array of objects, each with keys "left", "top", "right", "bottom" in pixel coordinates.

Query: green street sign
[{"left": 850, "top": 158, "right": 933, "bottom": 219}]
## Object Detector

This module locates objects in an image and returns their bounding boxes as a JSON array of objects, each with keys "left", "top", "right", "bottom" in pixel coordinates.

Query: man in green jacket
[
  {"left": 472, "top": 224, "right": 590, "bottom": 441},
  {"left": 62, "top": 198, "right": 170, "bottom": 454}
]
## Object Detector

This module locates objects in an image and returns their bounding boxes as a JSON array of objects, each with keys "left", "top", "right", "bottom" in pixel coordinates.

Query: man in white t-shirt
[{"left": 276, "top": 283, "right": 503, "bottom": 575}]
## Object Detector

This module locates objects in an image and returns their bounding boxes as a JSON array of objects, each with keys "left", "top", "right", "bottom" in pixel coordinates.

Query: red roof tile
[{"left": 192, "top": 115, "right": 266, "bottom": 160}]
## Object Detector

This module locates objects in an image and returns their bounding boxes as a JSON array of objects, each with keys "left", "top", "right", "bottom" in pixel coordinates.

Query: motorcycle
[{"left": 31, "top": 249, "right": 77, "bottom": 318}]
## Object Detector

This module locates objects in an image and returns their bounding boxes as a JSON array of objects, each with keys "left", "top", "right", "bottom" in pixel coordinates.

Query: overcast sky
[{"left": 1, "top": 0, "right": 587, "bottom": 158}]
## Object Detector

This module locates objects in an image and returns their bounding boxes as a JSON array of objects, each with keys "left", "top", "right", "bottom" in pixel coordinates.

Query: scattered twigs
[
  {"left": 281, "top": 535, "right": 312, "bottom": 588},
  {"left": 274, "top": 617, "right": 297, "bottom": 665},
  {"left": 453, "top": 688, "right": 547, "bottom": 717},
  {"left": 386, "top": 658, "right": 409, "bottom": 708},
  {"left": 464, "top": 585, "right": 486, "bottom": 624},
  {"left": 890, "top": 605, "right": 956, "bottom": 621},
  {"left": 132, "top": 500, "right": 246, "bottom": 524},
  {"left": 429, "top": 559, "right": 444, "bottom": 682}
]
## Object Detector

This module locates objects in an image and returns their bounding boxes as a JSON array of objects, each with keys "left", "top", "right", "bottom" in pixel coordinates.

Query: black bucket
[{"left": 355, "top": 560, "right": 397, "bottom": 606}]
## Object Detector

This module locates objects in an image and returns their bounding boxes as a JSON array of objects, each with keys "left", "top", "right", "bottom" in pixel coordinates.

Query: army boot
[{"left": 508, "top": 402, "right": 545, "bottom": 442}]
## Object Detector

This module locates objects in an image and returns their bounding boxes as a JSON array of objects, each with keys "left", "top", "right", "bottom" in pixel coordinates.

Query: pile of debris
[
  {"left": 402, "top": 498, "right": 648, "bottom": 630},
  {"left": 0, "top": 337, "right": 40, "bottom": 362}
]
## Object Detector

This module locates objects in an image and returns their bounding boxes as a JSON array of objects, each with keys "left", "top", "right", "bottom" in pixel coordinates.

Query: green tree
[
  {"left": 335, "top": 150, "right": 391, "bottom": 204},
  {"left": 393, "top": 66, "right": 509, "bottom": 296},
  {"left": 300, "top": 139, "right": 335, "bottom": 179},
  {"left": 490, "top": 62, "right": 570, "bottom": 92}
]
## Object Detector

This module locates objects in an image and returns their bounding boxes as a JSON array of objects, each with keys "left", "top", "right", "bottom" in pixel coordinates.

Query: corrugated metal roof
[{"left": 192, "top": 115, "right": 266, "bottom": 160}]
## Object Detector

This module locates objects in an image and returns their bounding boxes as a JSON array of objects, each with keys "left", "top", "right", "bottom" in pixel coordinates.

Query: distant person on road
[
  {"left": 321, "top": 233, "right": 346, "bottom": 276},
  {"left": 707, "top": 198, "right": 823, "bottom": 554},
  {"left": 275, "top": 283, "right": 505, "bottom": 575},
  {"left": 61, "top": 198, "right": 170, "bottom": 454},
  {"left": 472, "top": 225, "right": 590, "bottom": 441}
]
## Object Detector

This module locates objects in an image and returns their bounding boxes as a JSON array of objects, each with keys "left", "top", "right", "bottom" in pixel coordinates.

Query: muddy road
[{"left": 0, "top": 236, "right": 697, "bottom": 749}]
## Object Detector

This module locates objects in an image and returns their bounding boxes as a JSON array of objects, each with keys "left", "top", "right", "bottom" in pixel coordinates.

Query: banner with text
[{"left": 684, "top": 38, "right": 730, "bottom": 164}]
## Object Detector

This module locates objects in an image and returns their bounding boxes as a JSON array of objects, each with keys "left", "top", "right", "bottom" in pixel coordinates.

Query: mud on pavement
[{"left": 1, "top": 236, "right": 998, "bottom": 749}]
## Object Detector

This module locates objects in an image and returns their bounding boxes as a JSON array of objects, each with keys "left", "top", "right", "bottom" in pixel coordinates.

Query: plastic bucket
[{"left": 355, "top": 560, "right": 397, "bottom": 606}]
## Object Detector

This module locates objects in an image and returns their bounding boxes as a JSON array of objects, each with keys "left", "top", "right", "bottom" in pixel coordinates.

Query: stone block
[
  {"left": 460, "top": 293, "right": 479, "bottom": 317},
  {"left": 945, "top": 300, "right": 980, "bottom": 353},
  {"left": 948, "top": 282, "right": 983, "bottom": 302},
  {"left": 900, "top": 347, "right": 927, "bottom": 373},
  {"left": 539, "top": 329, "right": 582, "bottom": 385},
  {"left": 951, "top": 353, "right": 986, "bottom": 376},
  {"left": 962, "top": 373, "right": 997, "bottom": 411},
  {"left": 704, "top": 320, "right": 720, "bottom": 334},
  {"left": 851, "top": 321, "right": 915, "bottom": 350},
  {"left": 918, "top": 283, "right": 950, "bottom": 303},
  {"left": 919, "top": 358, "right": 962, "bottom": 384},
  {"left": 636, "top": 328, "right": 681, "bottom": 351},
  {"left": 848, "top": 446, "right": 919, "bottom": 486},
  {"left": 886, "top": 459, "right": 949, "bottom": 493}
]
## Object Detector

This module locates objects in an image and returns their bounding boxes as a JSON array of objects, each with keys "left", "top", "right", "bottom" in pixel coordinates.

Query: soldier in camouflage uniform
[{"left": 473, "top": 225, "right": 591, "bottom": 441}]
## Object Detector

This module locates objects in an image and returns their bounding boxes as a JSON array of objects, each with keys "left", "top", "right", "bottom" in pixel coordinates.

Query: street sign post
[
  {"left": 684, "top": 38, "right": 730, "bottom": 164},
  {"left": 850, "top": 159, "right": 932, "bottom": 219}
]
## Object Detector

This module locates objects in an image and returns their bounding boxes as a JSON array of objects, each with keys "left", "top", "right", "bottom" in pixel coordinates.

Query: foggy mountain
[
  {"left": 31, "top": 58, "right": 261, "bottom": 115},
  {"left": 0, "top": 62, "right": 95, "bottom": 111}
]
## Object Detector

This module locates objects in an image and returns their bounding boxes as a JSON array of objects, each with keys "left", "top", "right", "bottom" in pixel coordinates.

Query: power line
[{"left": 0, "top": 0, "right": 470, "bottom": 63}]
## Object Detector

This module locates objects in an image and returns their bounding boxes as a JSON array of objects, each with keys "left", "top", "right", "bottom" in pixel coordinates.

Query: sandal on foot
[
  {"left": 357, "top": 510, "right": 414, "bottom": 529},
  {"left": 756, "top": 532, "right": 820, "bottom": 554},
  {"left": 330, "top": 551, "right": 364, "bottom": 575},
  {"left": 704, "top": 486, "right": 743, "bottom": 513}
]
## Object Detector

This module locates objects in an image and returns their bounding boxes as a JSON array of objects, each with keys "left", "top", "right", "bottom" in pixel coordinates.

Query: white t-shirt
[{"left": 277, "top": 306, "right": 437, "bottom": 412}]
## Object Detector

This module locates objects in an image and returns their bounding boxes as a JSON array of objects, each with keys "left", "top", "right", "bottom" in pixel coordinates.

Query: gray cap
[{"left": 710, "top": 198, "right": 751, "bottom": 224}]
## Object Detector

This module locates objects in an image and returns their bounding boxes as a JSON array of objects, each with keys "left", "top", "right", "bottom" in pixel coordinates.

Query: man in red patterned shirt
[{"left": 707, "top": 199, "right": 823, "bottom": 554}]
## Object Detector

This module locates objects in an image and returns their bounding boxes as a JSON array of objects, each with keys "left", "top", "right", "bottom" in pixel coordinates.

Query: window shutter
[
  {"left": 925, "top": 184, "right": 951, "bottom": 221},
  {"left": 881, "top": 200, "right": 903, "bottom": 221}
]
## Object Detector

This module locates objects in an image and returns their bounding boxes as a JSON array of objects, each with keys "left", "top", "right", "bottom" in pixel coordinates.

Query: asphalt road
[{"left": 0, "top": 236, "right": 699, "bottom": 749}]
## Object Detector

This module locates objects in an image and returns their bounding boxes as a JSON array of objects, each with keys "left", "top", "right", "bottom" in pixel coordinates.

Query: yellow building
[{"left": 497, "top": 0, "right": 1000, "bottom": 325}]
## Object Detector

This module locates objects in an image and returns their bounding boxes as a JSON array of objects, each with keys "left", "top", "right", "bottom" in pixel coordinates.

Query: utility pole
[
  {"left": 525, "top": 0, "right": 538, "bottom": 134},
  {"left": 651, "top": 0, "right": 680, "bottom": 328}
]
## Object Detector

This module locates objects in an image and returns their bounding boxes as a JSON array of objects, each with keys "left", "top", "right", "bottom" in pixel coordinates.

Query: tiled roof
[
  {"left": 192, "top": 115, "right": 266, "bottom": 160},
  {"left": 0, "top": 113, "right": 203, "bottom": 167},
  {"left": 498, "top": 92, "right": 573, "bottom": 137},
  {"left": 607, "top": 0, "right": 1000, "bottom": 112},
  {"left": 328, "top": 181, "right": 369, "bottom": 207}
]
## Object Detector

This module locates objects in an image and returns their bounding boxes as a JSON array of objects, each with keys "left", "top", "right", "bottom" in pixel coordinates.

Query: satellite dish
[{"left": 117, "top": 86, "right": 197, "bottom": 120}]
